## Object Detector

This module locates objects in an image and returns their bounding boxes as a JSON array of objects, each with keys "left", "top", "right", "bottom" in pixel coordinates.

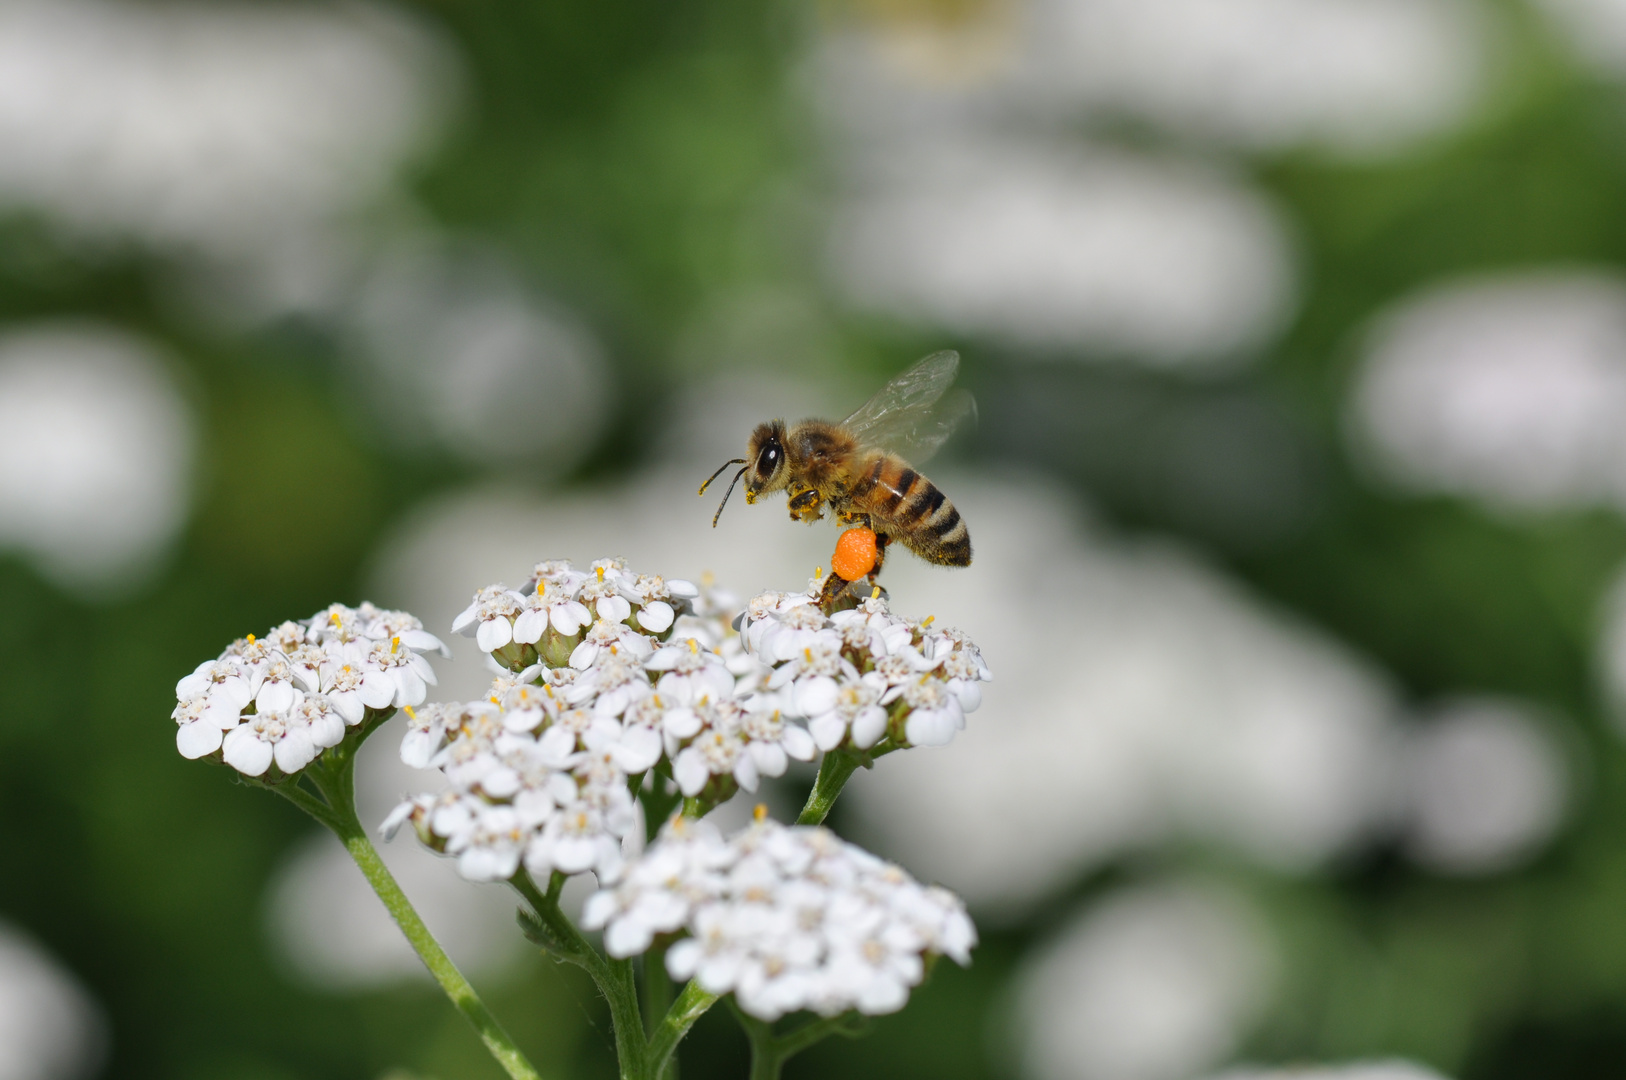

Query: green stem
[
  {"left": 512, "top": 871, "right": 592, "bottom": 963},
  {"left": 265, "top": 776, "right": 344, "bottom": 831},
  {"left": 340, "top": 830, "right": 543, "bottom": 1079},
  {"left": 796, "top": 751, "right": 860, "bottom": 825},
  {"left": 510, "top": 872, "right": 648, "bottom": 1080},
  {"left": 770, "top": 1012, "right": 868, "bottom": 1060},
  {"left": 605, "top": 957, "right": 647, "bottom": 1080},
  {"left": 642, "top": 945, "right": 674, "bottom": 1037},
  {"left": 735, "top": 1008, "right": 782, "bottom": 1080},
  {"left": 729, "top": 1002, "right": 866, "bottom": 1080},
  {"left": 647, "top": 979, "right": 721, "bottom": 1079},
  {"left": 287, "top": 756, "right": 543, "bottom": 1080},
  {"left": 749, "top": 1041, "right": 780, "bottom": 1080},
  {"left": 642, "top": 951, "right": 679, "bottom": 1080}
]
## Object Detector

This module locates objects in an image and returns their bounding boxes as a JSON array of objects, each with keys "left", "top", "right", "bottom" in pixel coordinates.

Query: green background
[{"left": 6, "top": 0, "right": 1626, "bottom": 1077}]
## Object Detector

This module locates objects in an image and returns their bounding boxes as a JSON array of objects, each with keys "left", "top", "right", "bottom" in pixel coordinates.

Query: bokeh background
[{"left": 10, "top": 0, "right": 1626, "bottom": 1078}]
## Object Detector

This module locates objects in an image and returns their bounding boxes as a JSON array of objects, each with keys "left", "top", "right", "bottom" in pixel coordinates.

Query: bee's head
[
  {"left": 699, "top": 420, "right": 788, "bottom": 529},
  {"left": 744, "top": 420, "right": 788, "bottom": 500}
]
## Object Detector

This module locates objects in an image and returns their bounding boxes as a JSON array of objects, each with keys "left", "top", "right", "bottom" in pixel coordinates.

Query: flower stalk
[
  {"left": 796, "top": 750, "right": 861, "bottom": 826},
  {"left": 730, "top": 1000, "right": 869, "bottom": 1080},
  {"left": 264, "top": 733, "right": 544, "bottom": 1080},
  {"left": 647, "top": 979, "right": 721, "bottom": 1078},
  {"left": 512, "top": 866, "right": 714, "bottom": 1080},
  {"left": 511, "top": 870, "right": 649, "bottom": 1080},
  {"left": 795, "top": 743, "right": 898, "bottom": 825}
]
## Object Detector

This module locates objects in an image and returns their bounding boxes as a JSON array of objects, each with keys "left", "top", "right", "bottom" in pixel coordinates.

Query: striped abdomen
[{"left": 846, "top": 453, "right": 971, "bottom": 567}]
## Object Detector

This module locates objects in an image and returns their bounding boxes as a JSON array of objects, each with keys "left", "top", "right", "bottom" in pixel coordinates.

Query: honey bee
[{"left": 699, "top": 350, "right": 975, "bottom": 584}]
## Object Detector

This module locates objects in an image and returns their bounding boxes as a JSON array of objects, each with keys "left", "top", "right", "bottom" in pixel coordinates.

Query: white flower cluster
[
  {"left": 742, "top": 590, "right": 991, "bottom": 750},
  {"left": 583, "top": 815, "right": 976, "bottom": 1021},
  {"left": 384, "top": 559, "right": 991, "bottom": 886},
  {"left": 381, "top": 679, "right": 647, "bottom": 883},
  {"left": 450, "top": 558, "right": 692, "bottom": 668},
  {"left": 172, "top": 603, "right": 446, "bottom": 778},
  {"left": 384, "top": 559, "right": 793, "bottom": 884}
]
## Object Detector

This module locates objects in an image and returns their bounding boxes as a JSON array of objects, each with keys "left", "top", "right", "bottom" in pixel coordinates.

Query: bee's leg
[
  {"left": 818, "top": 569, "right": 847, "bottom": 610},
  {"left": 787, "top": 486, "right": 823, "bottom": 523},
  {"left": 866, "top": 532, "right": 891, "bottom": 590}
]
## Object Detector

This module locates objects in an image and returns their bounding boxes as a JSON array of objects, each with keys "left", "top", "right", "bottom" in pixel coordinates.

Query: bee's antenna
[
  {"left": 699, "top": 458, "right": 747, "bottom": 497},
  {"left": 711, "top": 466, "right": 749, "bottom": 528}
]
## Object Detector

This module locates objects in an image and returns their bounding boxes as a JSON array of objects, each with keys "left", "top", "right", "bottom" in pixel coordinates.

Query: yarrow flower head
[
  {"left": 382, "top": 679, "right": 644, "bottom": 883},
  {"left": 172, "top": 603, "right": 446, "bottom": 778},
  {"left": 583, "top": 813, "right": 977, "bottom": 1021},
  {"left": 452, "top": 557, "right": 702, "bottom": 671},
  {"left": 668, "top": 699, "right": 817, "bottom": 799},
  {"left": 746, "top": 591, "right": 992, "bottom": 752},
  {"left": 387, "top": 559, "right": 741, "bottom": 884},
  {"left": 386, "top": 559, "right": 991, "bottom": 887}
]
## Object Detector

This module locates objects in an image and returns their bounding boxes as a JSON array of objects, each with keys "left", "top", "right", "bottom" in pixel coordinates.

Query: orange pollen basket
[{"left": 832, "top": 527, "right": 879, "bottom": 580}]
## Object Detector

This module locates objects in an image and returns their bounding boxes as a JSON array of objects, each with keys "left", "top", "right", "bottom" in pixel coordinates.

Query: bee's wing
[{"left": 841, "top": 350, "right": 974, "bottom": 464}]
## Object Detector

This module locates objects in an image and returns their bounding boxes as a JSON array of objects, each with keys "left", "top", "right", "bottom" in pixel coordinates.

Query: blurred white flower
[
  {"left": 1017, "top": 881, "right": 1276, "bottom": 1080},
  {"left": 1204, "top": 1063, "right": 1453, "bottom": 1080},
  {"left": 1348, "top": 271, "right": 1626, "bottom": 513},
  {"left": 1399, "top": 697, "right": 1570, "bottom": 876},
  {"left": 0, "top": 324, "right": 194, "bottom": 593},
  {"left": 1535, "top": 0, "right": 1626, "bottom": 77},
  {"left": 812, "top": 0, "right": 1488, "bottom": 369},
  {"left": 813, "top": 0, "right": 1485, "bottom": 160},
  {"left": 827, "top": 141, "right": 1295, "bottom": 365},
  {"left": 0, "top": 920, "right": 106, "bottom": 1080},
  {"left": 658, "top": 370, "right": 849, "bottom": 472},
  {"left": 0, "top": 0, "right": 451, "bottom": 258},
  {"left": 584, "top": 815, "right": 976, "bottom": 1021},
  {"left": 1014, "top": 0, "right": 1485, "bottom": 157},
  {"left": 351, "top": 238, "right": 606, "bottom": 468},
  {"left": 851, "top": 477, "right": 1400, "bottom": 914}
]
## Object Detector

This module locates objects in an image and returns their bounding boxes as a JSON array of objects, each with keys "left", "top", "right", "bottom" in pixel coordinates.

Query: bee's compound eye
[{"left": 757, "top": 446, "right": 779, "bottom": 474}]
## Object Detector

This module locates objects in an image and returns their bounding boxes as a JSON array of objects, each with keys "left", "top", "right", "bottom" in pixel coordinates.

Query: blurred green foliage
[{"left": 11, "top": 0, "right": 1626, "bottom": 1078}]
